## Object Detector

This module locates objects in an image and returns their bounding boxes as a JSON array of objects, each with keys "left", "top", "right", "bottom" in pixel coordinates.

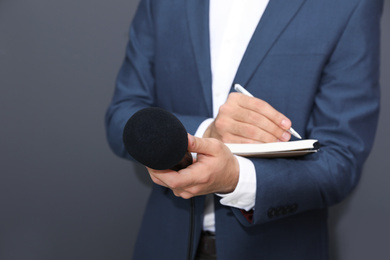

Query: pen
[{"left": 234, "top": 84, "right": 302, "bottom": 139}]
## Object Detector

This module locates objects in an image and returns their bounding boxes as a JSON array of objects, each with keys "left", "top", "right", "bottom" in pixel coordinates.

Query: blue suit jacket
[{"left": 105, "top": 0, "right": 383, "bottom": 259}]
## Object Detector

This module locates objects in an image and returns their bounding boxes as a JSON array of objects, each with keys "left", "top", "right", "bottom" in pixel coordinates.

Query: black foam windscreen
[{"left": 122, "top": 107, "right": 192, "bottom": 170}]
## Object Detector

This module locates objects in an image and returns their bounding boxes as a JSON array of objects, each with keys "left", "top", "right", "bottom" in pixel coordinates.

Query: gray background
[{"left": 0, "top": 0, "right": 388, "bottom": 259}]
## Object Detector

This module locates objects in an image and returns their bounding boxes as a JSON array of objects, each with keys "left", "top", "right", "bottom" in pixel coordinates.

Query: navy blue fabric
[{"left": 105, "top": 0, "right": 383, "bottom": 259}]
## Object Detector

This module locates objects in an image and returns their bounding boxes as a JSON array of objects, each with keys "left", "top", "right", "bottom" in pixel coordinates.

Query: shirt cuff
[
  {"left": 194, "top": 118, "right": 214, "bottom": 137},
  {"left": 216, "top": 155, "right": 256, "bottom": 211}
]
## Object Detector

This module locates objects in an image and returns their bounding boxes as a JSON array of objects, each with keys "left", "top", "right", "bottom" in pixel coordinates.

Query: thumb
[{"left": 187, "top": 133, "right": 220, "bottom": 155}]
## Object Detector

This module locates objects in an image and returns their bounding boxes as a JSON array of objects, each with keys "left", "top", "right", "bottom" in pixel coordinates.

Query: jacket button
[
  {"left": 275, "top": 207, "right": 282, "bottom": 216},
  {"left": 291, "top": 203, "right": 298, "bottom": 213},
  {"left": 267, "top": 208, "right": 276, "bottom": 218},
  {"left": 281, "top": 206, "right": 289, "bottom": 215}
]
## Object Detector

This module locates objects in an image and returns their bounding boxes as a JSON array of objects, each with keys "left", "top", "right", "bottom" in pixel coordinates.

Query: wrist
[{"left": 218, "top": 153, "right": 240, "bottom": 194}]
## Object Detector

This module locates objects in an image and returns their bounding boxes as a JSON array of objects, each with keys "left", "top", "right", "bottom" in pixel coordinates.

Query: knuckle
[
  {"left": 181, "top": 193, "right": 193, "bottom": 199},
  {"left": 172, "top": 190, "right": 192, "bottom": 199},
  {"left": 228, "top": 92, "right": 240, "bottom": 101},
  {"left": 188, "top": 186, "right": 201, "bottom": 196},
  {"left": 169, "top": 179, "right": 180, "bottom": 189},
  {"left": 214, "top": 117, "right": 226, "bottom": 130},
  {"left": 218, "top": 104, "right": 231, "bottom": 115},
  {"left": 255, "top": 99, "right": 268, "bottom": 110},
  {"left": 199, "top": 174, "right": 211, "bottom": 185},
  {"left": 174, "top": 191, "right": 190, "bottom": 199}
]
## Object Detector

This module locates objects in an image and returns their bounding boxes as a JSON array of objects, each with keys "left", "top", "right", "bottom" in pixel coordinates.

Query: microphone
[{"left": 122, "top": 107, "right": 193, "bottom": 171}]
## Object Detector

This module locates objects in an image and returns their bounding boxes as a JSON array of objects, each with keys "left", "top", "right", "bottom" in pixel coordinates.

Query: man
[{"left": 105, "top": 0, "right": 383, "bottom": 259}]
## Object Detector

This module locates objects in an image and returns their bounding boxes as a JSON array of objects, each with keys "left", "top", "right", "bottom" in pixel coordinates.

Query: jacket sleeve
[{"left": 233, "top": 0, "right": 383, "bottom": 226}]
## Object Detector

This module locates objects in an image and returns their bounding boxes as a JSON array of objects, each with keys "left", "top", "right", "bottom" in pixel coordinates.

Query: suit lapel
[
  {"left": 186, "top": 0, "right": 213, "bottom": 115},
  {"left": 185, "top": 0, "right": 306, "bottom": 110},
  {"left": 234, "top": 0, "right": 307, "bottom": 87}
]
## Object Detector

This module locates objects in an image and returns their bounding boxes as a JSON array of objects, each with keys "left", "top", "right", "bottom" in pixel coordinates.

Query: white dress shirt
[{"left": 194, "top": 0, "right": 269, "bottom": 232}]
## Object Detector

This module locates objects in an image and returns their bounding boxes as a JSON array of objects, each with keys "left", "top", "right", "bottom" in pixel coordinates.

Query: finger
[
  {"left": 149, "top": 174, "right": 167, "bottom": 187},
  {"left": 149, "top": 167, "right": 197, "bottom": 192},
  {"left": 234, "top": 93, "right": 292, "bottom": 131},
  {"left": 216, "top": 105, "right": 290, "bottom": 142},
  {"left": 187, "top": 134, "right": 223, "bottom": 155},
  {"left": 146, "top": 156, "right": 211, "bottom": 197},
  {"left": 170, "top": 171, "right": 213, "bottom": 198},
  {"left": 147, "top": 167, "right": 176, "bottom": 188},
  {"left": 172, "top": 190, "right": 195, "bottom": 199},
  {"left": 230, "top": 112, "right": 291, "bottom": 142},
  {"left": 227, "top": 126, "right": 282, "bottom": 143}
]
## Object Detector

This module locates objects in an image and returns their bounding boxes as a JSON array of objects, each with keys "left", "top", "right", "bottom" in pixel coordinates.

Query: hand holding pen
[
  {"left": 203, "top": 84, "right": 301, "bottom": 143},
  {"left": 234, "top": 84, "right": 302, "bottom": 139}
]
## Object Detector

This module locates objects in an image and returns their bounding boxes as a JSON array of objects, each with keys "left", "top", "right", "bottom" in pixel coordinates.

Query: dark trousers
[{"left": 195, "top": 231, "right": 217, "bottom": 260}]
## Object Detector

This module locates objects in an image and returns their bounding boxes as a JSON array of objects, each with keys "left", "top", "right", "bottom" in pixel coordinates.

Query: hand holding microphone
[
  {"left": 147, "top": 133, "right": 239, "bottom": 199},
  {"left": 122, "top": 107, "right": 193, "bottom": 171},
  {"left": 122, "top": 107, "right": 239, "bottom": 198}
]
